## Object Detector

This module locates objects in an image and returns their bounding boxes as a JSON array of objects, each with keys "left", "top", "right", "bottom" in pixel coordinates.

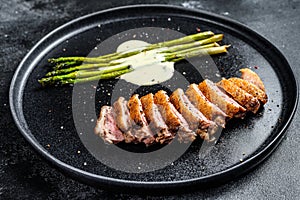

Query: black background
[{"left": 1, "top": 0, "right": 299, "bottom": 199}]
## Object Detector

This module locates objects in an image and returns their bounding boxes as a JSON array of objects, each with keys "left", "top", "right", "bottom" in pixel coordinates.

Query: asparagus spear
[
  {"left": 52, "top": 61, "right": 81, "bottom": 70},
  {"left": 45, "top": 62, "right": 122, "bottom": 76},
  {"left": 143, "top": 31, "right": 215, "bottom": 50},
  {"left": 165, "top": 45, "right": 230, "bottom": 62},
  {"left": 162, "top": 43, "right": 217, "bottom": 60},
  {"left": 160, "top": 34, "right": 223, "bottom": 53},
  {"left": 58, "top": 68, "right": 133, "bottom": 85},
  {"left": 164, "top": 44, "right": 229, "bottom": 62}
]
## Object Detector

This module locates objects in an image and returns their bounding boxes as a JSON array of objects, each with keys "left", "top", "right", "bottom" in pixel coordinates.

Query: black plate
[{"left": 9, "top": 5, "right": 298, "bottom": 192}]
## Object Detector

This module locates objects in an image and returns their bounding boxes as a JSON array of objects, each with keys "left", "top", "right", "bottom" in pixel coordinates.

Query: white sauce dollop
[{"left": 116, "top": 40, "right": 175, "bottom": 86}]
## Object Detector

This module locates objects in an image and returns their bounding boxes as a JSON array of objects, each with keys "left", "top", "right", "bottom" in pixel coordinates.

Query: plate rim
[{"left": 9, "top": 4, "right": 299, "bottom": 191}]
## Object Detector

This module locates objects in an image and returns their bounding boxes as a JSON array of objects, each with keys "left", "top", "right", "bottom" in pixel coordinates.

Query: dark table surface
[{"left": 1, "top": 0, "right": 299, "bottom": 199}]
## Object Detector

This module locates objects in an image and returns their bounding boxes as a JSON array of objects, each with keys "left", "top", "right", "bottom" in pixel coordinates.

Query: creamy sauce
[{"left": 116, "top": 40, "right": 174, "bottom": 86}]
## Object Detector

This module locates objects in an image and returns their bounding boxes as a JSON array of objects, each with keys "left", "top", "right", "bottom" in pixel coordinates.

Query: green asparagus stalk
[
  {"left": 49, "top": 56, "right": 108, "bottom": 64},
  {"left": 143, "top": 31, "right": 215, "bottom": 50},
  {"left": 165, "top": 45, "right": 230, "bottom": 62},
  {"left": 39, "top": 65, "right": 130, "bottom": 85},
  {"left": 49, "top": 49, "right": 144, "bottom": 66},
  {"left": 45, "top": 62, "right": 122, "bottom": 76},
  {"left": 160, "top": 34, "right": 223, "bottom": 53},
  {"left": 52, "top": 61, "right": 81, "bottom": 70},
  {"left": 161, "top": 43, "right": 217, "bottom": 59},
  {"left": 59, "top": 68, "right": 133, "bottom": 85}
]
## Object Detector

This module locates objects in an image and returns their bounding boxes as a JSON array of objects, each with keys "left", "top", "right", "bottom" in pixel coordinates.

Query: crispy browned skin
[
  {"left": 94, "top": 106, "right": 124, "bottom": 144},
  {"left": 199, "top": 79, "right": 246, "bottom": 118},
  {"left": 170, "top": 88, "right": 217, "bottom": 140},
  {"left": 228, "top": 77, "right": 268, "bottom": 104},
  {"left": 154, "top": 90, "right": 196, "bottom": 142},
  {"left": 128, "top": 94, "right": 144, "bottom": 126},
  {"left": 128, "top": 94, "right": 155, "bottom": 145},
  {"left": 186, "top": 83, "right": 227, "bottom": 127},
  {"left": 113, "top": 97, "right": 135, "bottom": 143},
  {"left": 240, "top": 68, "right": 265, "bottom": 92},
  {"left": 140, "top": 93, "right": 173, "bottom": 144},
  {"left": 153, "top": 90, "right": 181, "bottom": 130},
  {"left": 217, "top": 78, "right": 261, "bottom": 114}
]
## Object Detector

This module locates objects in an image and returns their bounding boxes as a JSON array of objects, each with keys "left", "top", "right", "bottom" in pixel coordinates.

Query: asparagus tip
[
  {"left": 45, "top": 72, "right": 53, "bottom": 77},
  {"left": 38, "top": 79, "right": 46, "bottom": 87},
  {"left": 48, "top": 58, "right": 56, "bottom": 63}
]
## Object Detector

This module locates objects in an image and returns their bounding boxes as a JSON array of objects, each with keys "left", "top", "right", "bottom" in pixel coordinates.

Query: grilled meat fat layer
[
  {"left": 217, "top": 78, "right": 261, "bottom": 114},
  {"left": 228, "top": 77, "right": 268, "bottom": 104},
  {"left": 199, "top": 79, "right": 246, "bottom": 118},
  {"left": 128, "top": 94, "right": 155, "bottom": 145}
]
